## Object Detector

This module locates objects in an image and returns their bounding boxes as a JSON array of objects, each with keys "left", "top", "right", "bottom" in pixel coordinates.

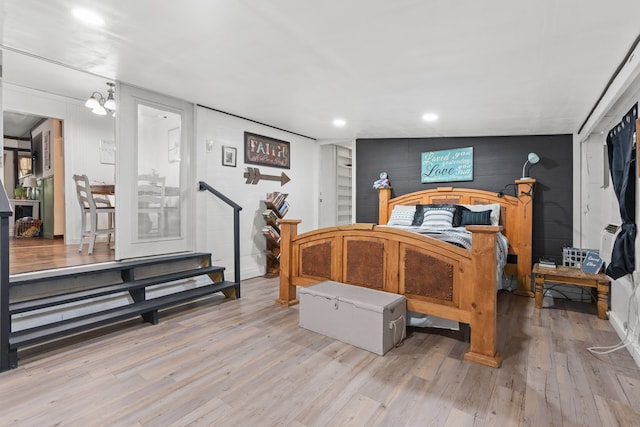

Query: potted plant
[{"left": 14, "top": 186, "right": 27, "bottom": 199}]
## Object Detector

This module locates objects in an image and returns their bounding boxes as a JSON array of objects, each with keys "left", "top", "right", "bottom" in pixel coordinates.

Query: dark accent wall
[{"left": 356, "top": 135, "right": 573, "bottom": 266}]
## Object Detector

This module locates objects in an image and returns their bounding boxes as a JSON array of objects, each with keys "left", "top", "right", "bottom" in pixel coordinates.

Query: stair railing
[
  {"left": 198, "top": 181, "right": 242, "bottom": 287},
  {"left": 1, "top": 181, "right": 13, "bottom": 372}
]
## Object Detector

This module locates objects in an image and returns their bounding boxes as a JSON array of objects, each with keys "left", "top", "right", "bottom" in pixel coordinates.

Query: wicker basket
[{"left": 15, "top": 218, "right": 42, "bottom": 238}]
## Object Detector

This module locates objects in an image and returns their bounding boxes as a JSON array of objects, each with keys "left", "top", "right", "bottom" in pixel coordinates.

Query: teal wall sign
[{"left": 421, "top": 147, "right": 474, "bottom": 183}]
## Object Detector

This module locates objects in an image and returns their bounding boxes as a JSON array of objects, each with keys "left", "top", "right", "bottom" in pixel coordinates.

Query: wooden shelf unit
[{"left": 262, "top": 192, "right": 289, "bottom": 278}]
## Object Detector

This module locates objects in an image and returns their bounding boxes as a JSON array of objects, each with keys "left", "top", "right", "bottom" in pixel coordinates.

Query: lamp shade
[
  {"left": 103, "top": 97, "right": 116, "bottom": 111},
  {"left": 92, "top": 105, "right": 108, "bottom": 116},
  {"left": 85, "top": 94, "right": 101, "bottom": 109},
  {"left": 521, "top": 152, "right": 540, "bottom": 179},
  {"left": 23, "top": 176, "right": 37, "bottom": 188}
]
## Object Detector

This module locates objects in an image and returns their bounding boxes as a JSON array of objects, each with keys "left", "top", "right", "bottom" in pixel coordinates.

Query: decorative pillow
[
  {"left": 387, "top": 205, "right": 416, "bottom": 226},
  {"left": 420, "top": 209, "right": 454, "bottom": 228},
  {"left": 413, "top": 204, "right": 457, "bottom": 226},
  {"left": 462, "top": 203, "right": 500, "bottom": 226},
  {"left": 459, "top": 209, "right": 492, "bottom": 226},
  {"left": 452, "top": 205, "right": 469, "bottom": 227}
]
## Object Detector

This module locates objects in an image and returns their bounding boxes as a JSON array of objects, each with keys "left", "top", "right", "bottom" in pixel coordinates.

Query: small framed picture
[{"left": 222, "top": 146, "right": 237, "bottom": 167}]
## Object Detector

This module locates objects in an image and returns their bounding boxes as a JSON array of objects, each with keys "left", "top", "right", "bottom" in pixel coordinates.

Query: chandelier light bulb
[
  {"left": 85, "top": 95, "right": 101, "bottom": 109},
  {"left": 92, "top": 105, "right": 108, "bottom": 116},
  {"left": 85, "top": 83, "right": 116, "bottom": 116},
  {"left": 103, "top": 96, "right": 116, "bottom": 111}
]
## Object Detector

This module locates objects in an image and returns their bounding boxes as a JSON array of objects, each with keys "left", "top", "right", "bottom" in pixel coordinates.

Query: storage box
[{"left": 299, "top": 281, "right": 406, "bottom": 355}]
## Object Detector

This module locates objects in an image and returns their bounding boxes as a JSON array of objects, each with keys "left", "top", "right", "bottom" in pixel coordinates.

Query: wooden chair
[
  {"left": 137, "top": 174, "right": 166, "bottom": 237},
  {"left": 73, "top": 174, "right": 115, "bottom": 254}
]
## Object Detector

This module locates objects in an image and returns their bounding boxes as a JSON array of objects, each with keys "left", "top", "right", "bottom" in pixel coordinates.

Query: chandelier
[{"left": 85, "top": 82, "right": 116, "bottom": 116}]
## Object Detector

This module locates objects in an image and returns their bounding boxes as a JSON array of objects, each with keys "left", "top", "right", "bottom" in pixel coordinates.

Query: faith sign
[{"left": 244, "top": 132, "right": 290, "bottom": 169}]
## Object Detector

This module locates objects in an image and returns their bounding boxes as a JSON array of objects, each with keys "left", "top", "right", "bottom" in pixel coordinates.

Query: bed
[{"left": 276, "top": 179, "right": 535, "bottom": 367}]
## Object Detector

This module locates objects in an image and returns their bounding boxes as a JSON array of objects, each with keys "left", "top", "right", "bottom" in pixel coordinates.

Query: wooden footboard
[{"left": 276, "top": 220, "right": 503, "bottom": 368}]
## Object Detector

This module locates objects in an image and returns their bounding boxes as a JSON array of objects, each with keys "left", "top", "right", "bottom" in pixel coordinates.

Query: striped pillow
[
  {"left": 413, "top": 204, "right": 458, "bottom": 226},
  {"left": 459, "top": 209, "right": 492, "bottom": 226},
  {"left": 420, "top": 209, "right": 454, "bottom": 229},
  {"left": 387, "top": 205, "right": 416, "bottom": 226},
  {"left": 462, "top": 203, "right": 501, "bottom": 226}
]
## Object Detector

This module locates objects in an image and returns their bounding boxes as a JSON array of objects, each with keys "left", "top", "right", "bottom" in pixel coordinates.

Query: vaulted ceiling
[{"left": 2, "top": 1, "right": 640, "bottom": 140}]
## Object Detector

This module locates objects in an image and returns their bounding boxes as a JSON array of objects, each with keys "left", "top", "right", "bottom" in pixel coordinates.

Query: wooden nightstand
[{"left": 533, "top": 263, "right": 611, "bottom": 319}]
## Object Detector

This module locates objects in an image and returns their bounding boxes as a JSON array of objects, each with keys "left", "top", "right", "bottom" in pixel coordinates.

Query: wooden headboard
[{"left": 378, "top": 179, "right": 535, "bottom": 296}]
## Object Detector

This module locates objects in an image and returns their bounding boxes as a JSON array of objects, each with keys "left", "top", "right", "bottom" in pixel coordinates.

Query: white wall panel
[{"left": 195, "top": 107, "right": 319, "bottom": 280}]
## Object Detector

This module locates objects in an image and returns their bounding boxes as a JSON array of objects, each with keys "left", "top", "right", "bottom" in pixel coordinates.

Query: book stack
[
  {"left": 266, "top": 192, "right": 288, "bottom": 211},
  {"left": 265, "top": 248, "right": 281, "bottom": 260},
  {"left": 538, "top": 256, "right": 556, "bottom": 268},
  {"left": 262, "top": 192, "right": 289, "bottom": 278},
  {"left": 262, "top": 208, "right": 280, "bottom": 223},
  {"left": 261, "top": 224, "right": 281, "bottom": 242},
  {"left": 278, "top": 201, "right": 289, "bottom": 217}
]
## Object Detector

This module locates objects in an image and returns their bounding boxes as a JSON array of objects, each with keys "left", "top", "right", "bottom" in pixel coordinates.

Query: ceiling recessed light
[
  {"left": 422, "top": 113, "right": 439, "bottom": 122},
  {"left": 72, "top": 8, "right": 105, "bottom": 26},
  {"left": 332, "top": 118, "right": 346, "bottom": 127}
]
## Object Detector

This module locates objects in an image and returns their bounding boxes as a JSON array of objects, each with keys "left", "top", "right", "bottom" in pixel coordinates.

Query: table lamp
[{"left": 23, "top": 176, "right": 37, "bottom": 200}]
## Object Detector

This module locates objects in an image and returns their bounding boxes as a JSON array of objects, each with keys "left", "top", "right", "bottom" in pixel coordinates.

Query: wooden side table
[{"left": 533, "top": 264, "right": 611, "bottom": 319}]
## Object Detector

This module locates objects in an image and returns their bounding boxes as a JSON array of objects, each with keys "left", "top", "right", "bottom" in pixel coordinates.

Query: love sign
[{"left": 421, "top": 147, "right": 474, "bottom": 183}]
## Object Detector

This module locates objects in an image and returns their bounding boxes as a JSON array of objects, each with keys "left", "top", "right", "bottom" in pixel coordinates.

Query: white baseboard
[
  {"left": 241, "top": 266, "right": 265, "bottom": 281},
  {"left": 609, "top": 311, "right": 640, "bottom": 369}
]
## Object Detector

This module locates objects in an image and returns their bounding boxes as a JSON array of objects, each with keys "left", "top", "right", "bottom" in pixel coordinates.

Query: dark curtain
[{"left": 605, "top": 103, "right": 637, "bottom": 279}]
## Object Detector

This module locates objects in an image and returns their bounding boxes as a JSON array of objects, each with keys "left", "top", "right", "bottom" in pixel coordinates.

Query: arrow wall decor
[{"left": 244, "top": 167, "right": 291, "bottom": 186}]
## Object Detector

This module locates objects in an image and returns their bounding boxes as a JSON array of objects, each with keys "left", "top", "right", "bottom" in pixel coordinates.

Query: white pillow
[
  {"left": 387, "top": 205, "right": 416, "bottom": 226},
  {"left": 421, "top": 209, "right": 454, "bottom": 229},
  {"left": 462, "top": 203, "right": 500, "bottom": 226}
]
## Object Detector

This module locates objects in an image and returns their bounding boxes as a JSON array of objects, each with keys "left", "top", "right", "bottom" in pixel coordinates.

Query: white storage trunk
[{"left": 299, "top": 281, "right": 406, "bottom": 355}]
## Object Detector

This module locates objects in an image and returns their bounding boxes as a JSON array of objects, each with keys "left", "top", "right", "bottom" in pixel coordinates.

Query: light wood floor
[
  {"left": 0, "top": 276, "right": 638, "bottom": 426},
  {"left": 9, "top": 237, "right": 115, "bottom": 275}
]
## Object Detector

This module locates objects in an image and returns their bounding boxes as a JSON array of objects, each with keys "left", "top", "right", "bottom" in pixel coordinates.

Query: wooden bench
[{"left": 532, "top": 263, "right": 610, "bottom": 319}]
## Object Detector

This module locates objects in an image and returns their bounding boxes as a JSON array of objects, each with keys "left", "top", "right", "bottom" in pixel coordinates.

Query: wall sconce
[
  {"left": 521, "top": 152, "right": 540, "bottom": 179},
  {"left": 85, "top": 82, "right": 116, "bottom": 116}
]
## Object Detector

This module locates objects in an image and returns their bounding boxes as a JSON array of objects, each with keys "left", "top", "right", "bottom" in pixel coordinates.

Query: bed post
[
  {"left": 513, "top": 179, "right": 536, "bottom": 297},
  {"left": 464, "top": 225, "right": 503, "bottom": 368},
  {"left": 275, "top": 219, "right": 302, "bottom": 306},
  {"left": 378, "top": 188, "right": 392, "bottom": 224}
]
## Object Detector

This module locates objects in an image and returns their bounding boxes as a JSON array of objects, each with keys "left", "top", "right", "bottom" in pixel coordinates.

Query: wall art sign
[
  {"left": 43, "top": 131, "right": 51, "bottom": 173},
  {"left": 99, "top": 139, "right": 116, "bottom": 165},
  {"left": 582, "top": 251, "right": 604, "bottom": 274},
  {"left": 421, "top": 147, "right": 473, "bottom": 183},
  {"left": 222, "top": 146, "right": 237, "bottom": 167},
  {"left": 244, "top": 132, "right": 290, "bottom": 169}
]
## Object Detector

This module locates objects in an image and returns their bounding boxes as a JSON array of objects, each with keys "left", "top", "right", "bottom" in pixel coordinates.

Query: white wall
[
  {"left": 2, "top": 83, "right": 322, "bottom": 282},
  {"left": 577, "top": 64, "right": 640, "bottom": 367},
  {"left": 579, "top": 120, "right": 640, "bottom": 368},
  {"left": 3, "top": 83, "right": 116, "bottom": 244},
  {"left": 195, "top": 107, "right": 319, "bottom": 280}
]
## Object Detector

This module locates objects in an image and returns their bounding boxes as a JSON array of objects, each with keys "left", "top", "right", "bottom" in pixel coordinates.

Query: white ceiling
[{"left": 2, "top": 0, "right": 640, "bottom": 141}]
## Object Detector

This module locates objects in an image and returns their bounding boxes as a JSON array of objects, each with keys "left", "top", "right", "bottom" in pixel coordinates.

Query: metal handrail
[
  {"left": 0, "top": 181, "right": 13, "bottom": 372},
  {"left": 198, "top": 181, "right": 242, "bottom": 289}
]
